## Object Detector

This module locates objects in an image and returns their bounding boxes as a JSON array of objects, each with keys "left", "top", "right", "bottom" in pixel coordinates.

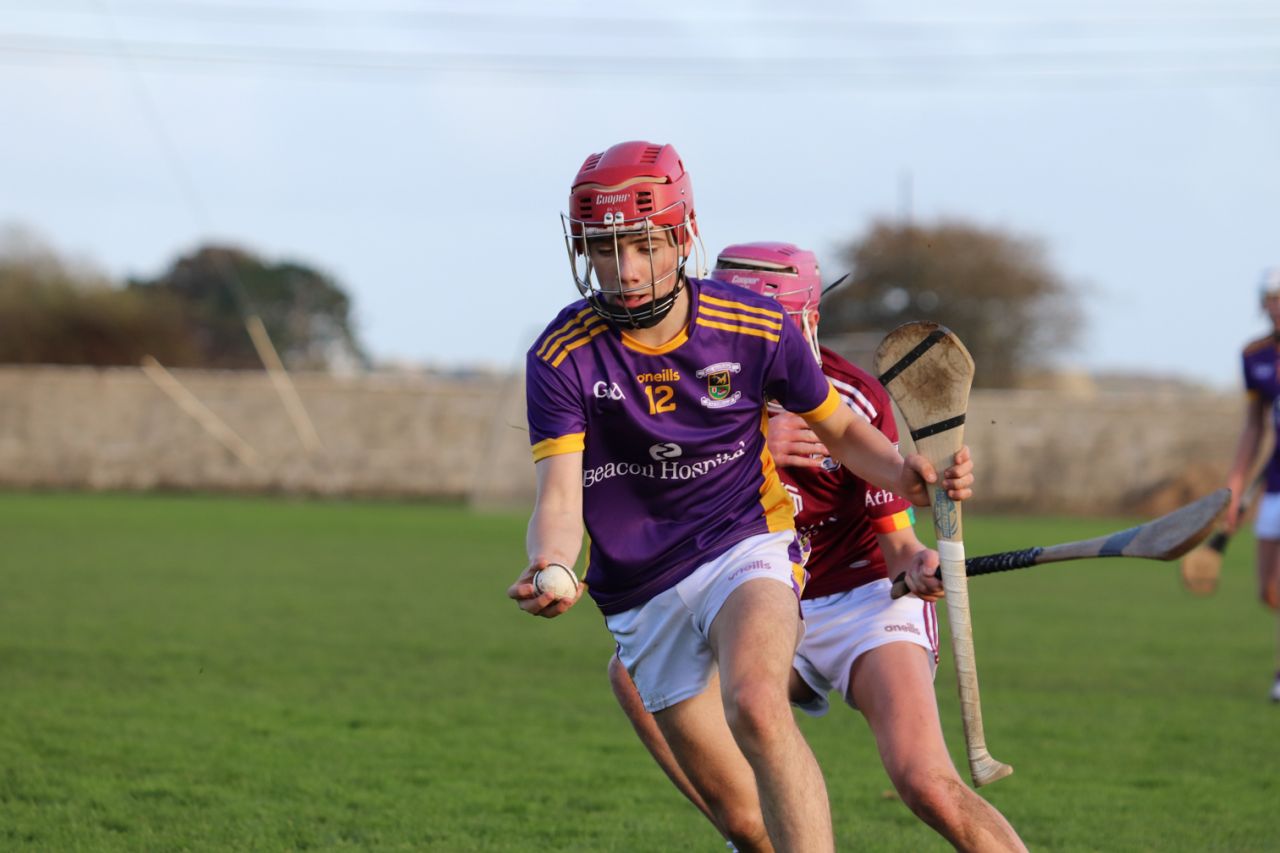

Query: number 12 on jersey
[{"left": 644, "top": 384, "right": 677, "bottom": 415}]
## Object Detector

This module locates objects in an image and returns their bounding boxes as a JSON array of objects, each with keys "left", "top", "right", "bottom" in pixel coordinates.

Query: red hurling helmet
[
  {"left": 562, "top": 141, "right": 702, "bottom": 329},
  {"left": 712, "top": 241, "right": 822, "bottom": 362}
]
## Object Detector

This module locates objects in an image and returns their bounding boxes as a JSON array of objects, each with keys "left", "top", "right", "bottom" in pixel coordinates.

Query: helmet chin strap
[
  {"left": 588, "top": 233, "right": 699, "bottom": 330},
  {"left": 799, "top": 310, "right": 822, "bottom": 365},
  {"left": 595, "top": 276, "right": 686, "bottom": 329}
]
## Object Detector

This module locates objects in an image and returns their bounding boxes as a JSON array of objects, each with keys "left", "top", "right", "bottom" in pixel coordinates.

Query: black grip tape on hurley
[
  {"left": 892, "top": 546, "right": 1047, "bottom": 596},
  {"left": 909, "top": 414, "right": 967, "bottom": 442},
  {"left": 877, "top": 329, "right": 948, "bottom": 386},
  {"left": 966, "top": 547, "right": 1044, "bottom": 576}
]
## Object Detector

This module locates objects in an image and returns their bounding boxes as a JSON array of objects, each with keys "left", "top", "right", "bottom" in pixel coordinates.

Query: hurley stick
[
  {"left": 891, "top": 489, "right": 1229, "bottom": 599},
  {"left": 875, "top": 321, "right": 1012, "bottom": 788}
]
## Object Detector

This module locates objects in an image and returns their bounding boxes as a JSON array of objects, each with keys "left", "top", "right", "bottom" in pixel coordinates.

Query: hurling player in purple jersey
[
  {"left": 1225, "top": 266, "right": 1280, "bottom": 703},
  {"left": 506, "top": 141, "right": 974, "bottom": 853},
  {"left": 607, "top": 242, "right": 1025, "bottom": 852}
]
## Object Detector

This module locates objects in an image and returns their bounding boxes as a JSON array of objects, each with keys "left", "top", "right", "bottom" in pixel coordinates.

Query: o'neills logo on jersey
[
  {"left": 636, "top": 368, "right": 681, "bottom": 383},
  {"left": 695, "top": 362, "right": 742, "bottom": 409},
  {"left": 582, "top": 442, "right": 747, "bottom": 488},
  {"left": 595, "top": 192, "right": 631, "bottom": 205}
]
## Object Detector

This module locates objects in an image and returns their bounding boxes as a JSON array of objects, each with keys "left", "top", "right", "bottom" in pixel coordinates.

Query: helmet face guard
[
  {"left": 563, "top": 141, "right": 704, "bottom": 329},
  {"left": 711, "top": 241, "right": 823, "bottom": 363},
  {"left": 562, "top": 202, "right": 697, "bottom": 330}
]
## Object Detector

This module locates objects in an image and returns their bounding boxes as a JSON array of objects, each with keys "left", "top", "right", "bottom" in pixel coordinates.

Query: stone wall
[
  {"left": 0, "top": 366, "right": 528, "bottom": 501},
  {"left": 0, "top": 366, "right": 1244, "bottom": 515}
]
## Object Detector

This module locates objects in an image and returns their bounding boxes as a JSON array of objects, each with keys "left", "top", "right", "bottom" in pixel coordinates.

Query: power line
[
  {"left": 14, "top": 0, "right": 1280, "bottom": 31},
  {"left": 8, "top": 0, "right": 1280, "bottom": 49},
  {"left": 4, "top": 31, "right": 1280, "bottom": 78},
  {"left": 88, "top": 0, "right": 326, "bottom": 452}
]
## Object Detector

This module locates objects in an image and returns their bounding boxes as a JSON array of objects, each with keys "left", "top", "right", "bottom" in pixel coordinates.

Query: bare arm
[
  {"left": 806, "top": 404, "right": 973, "bottom": 507},
  {"left": 508, "top": 452, "right": 586, "bottom": 617},
  {"left": 1225, "top": 395, "right": 1266, "bottom": 531},
  {"left": 877, "top": 526, "right": 944, "bottom": 601}
]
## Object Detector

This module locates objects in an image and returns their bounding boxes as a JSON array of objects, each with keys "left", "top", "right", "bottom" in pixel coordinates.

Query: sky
[{"left": 1, "top": 0, "right": 1278, "bottom": 387}]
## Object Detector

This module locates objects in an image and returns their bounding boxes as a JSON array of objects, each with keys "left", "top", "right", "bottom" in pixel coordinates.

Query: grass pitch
[{"left": 1, "top": 492, "right": 1277, "bottom": 851}]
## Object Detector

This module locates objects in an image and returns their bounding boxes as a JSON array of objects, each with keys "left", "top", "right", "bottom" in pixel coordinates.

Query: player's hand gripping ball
[{"left": 533, "top": 563, "right": 580, "bottom": 600}]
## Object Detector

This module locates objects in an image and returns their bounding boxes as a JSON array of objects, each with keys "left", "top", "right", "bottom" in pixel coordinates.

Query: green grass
[{"left": 0, "top": 492, "right": 1277, "bottom": 851}]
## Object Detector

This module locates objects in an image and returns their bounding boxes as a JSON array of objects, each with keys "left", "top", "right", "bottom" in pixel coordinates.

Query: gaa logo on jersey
[{"left": 696, "top": 361, "right": 742, "bottom": 409}]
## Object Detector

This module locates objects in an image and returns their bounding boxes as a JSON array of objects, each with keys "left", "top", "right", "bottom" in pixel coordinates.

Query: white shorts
[
  {"left": 1255, "top": 492, "right": 1280, "bottom": 540},
  {"left": 605, "top": 530, "right": 805, "bottom": 713},
  {"left": 792, "top": 578, "right": 939, "bottom": 717}
]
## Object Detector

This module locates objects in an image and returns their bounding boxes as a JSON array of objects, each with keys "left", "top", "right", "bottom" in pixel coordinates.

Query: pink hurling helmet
[
  {"left": 562, "top": 141, "right": 704, "bottom": 330},
  {"left": 711, "top": 241, "right": 823, "bottom": 362}
]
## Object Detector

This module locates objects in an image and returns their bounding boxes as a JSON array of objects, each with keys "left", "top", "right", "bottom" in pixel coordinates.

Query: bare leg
[
  {"left": 606, "top": 655, "right": 730, "bottom": 836},
  {"left": 1258, "top": 539, "right": 1280, "bottom": 612},
  {"left": 652, "top": 680, "right": 772, "bottom": 852},
  {"left": 1258, "top": 540, "right": 1280, "bottom": 698},
  {"left": 707, "top": 578, "right": 834, "bottom": 853},
  {"left": 849, "top": 643, "right": 1026, "bottom": 853}
]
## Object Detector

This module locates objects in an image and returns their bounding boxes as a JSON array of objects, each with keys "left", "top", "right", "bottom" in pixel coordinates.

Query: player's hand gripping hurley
[{"left": 875, "top": 322, "right": 1012, "bottom": 788}]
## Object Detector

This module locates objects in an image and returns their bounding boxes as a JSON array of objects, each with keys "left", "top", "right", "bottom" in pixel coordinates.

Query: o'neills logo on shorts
[
  {"left": 728, "top": 559, "right": 771, "bottom": 581},
  {"left": 884, "top": 623, "right": 921, "bottom": 636},
  {"left": 595, "top": 192, "right": 630, "bottom": 205}
]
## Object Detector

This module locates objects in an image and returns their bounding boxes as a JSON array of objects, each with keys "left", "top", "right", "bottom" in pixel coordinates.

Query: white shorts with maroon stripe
[{"left": 792, "top": 578, "right": 938, "bottom": 717}]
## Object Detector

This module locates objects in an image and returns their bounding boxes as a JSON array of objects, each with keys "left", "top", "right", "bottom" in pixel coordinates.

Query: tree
[
  {"left": 129, "top": 245, "right": 368, "bottom": 371},
  {"left": 0, "top": 227, "right": 198, "bottom": 366},
  {"left": 822, "top": 219, "right": 1081, "bottom": 388}
]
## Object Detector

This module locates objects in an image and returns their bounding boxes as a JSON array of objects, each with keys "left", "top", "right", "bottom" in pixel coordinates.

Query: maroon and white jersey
[{"left": 780, "top": 347, "right": 915, "bottom": 599}]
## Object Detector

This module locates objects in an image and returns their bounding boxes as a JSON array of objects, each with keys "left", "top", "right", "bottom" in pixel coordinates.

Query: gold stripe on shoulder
[
  {"left": 550, "top": 325, "right": 608, "bottom": 368},
  {"left": 536, "top": 307, "right": 596, "bottom": 359},
  {"left": 695, "top": 317, "right": 780, "bottom": 342},
  {"left": 540, "top": 312, "right": 603, "bottom": 362},
  {"left": 542, "top": 315, "right": 605, "bottom": 364},
  {"left": 701, "top": 292, "right": 784, "bottom": 320},
  {"left": 698, "top": 305, "right": 783, "bottom": 331}
]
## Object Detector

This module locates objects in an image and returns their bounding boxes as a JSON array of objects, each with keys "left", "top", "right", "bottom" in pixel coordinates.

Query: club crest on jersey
[{"left": 696, "top": 362, "right": 742, "bottom": 409}]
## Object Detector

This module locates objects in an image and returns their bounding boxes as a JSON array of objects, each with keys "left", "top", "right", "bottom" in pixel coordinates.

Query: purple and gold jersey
[
  {"left": 1242, "top": 333, "right": 1280, "bottom": 492},
  {"left": 527, "top": 277, "right": 841, "bottom": 615}
]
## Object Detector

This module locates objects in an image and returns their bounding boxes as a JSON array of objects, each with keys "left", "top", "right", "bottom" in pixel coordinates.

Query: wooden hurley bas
[{"left": 875, "top": 322, "right": 1013, "bottom": 788}]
